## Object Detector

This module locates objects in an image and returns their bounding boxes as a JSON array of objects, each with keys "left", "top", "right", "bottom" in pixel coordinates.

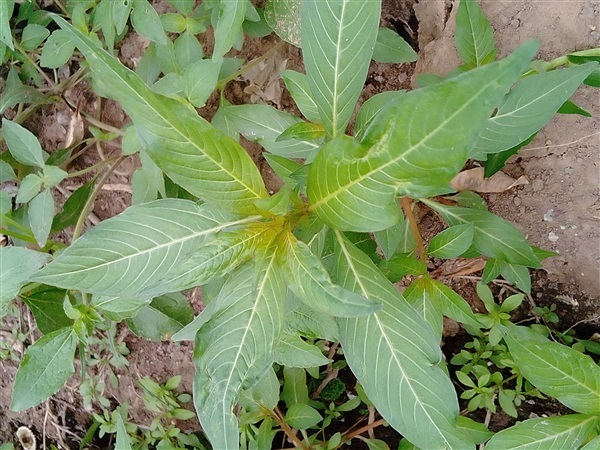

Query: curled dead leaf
[{"left": 450, "top": 167, "right": 528, "bottom": 193}]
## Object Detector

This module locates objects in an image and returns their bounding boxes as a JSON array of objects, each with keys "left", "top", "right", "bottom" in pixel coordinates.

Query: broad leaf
[
  {"left": 281, "top": 366, "right": 309, "bottom": 408},
  {"left": 354, "top": 91, "right": 406, "bottom": 140},
  {"left": 183, "top": 59, "right": 221, "bottom": 108},
  {"left": 115, "top": 413, "right": 133, "bottom": 450},
  {"left": 280, "top": 70, "right": 321, "bottom": 123},
  {"left": 212, "top": 0, "right": 247, "bottom": 59},
  {"left": 20, "top": 287, "right": 73, "bottom": 334},
  {"left": 127, "top": 293, "right": 194, "bottom": 340},
  {"left": 0, "top": 68, "right": 48, "bottom": 114},
  {"left": 131, "top": 0, "right": 167, "bottom": 44},
  {"left": 174, "top": 32, "right": 204, "bottom": 71},
  {"left": 51, "top": 179, "right": 95, "bottom": 232},
  {"left": 284, "top": 303, "right": 340, "bottom": 341},
  {"left": 378, "top": 254, "right": 426, "bottom": 283},
  {"left": 373, "top": 210, "right": 407, "bottom": 260},
  {"left": 472, "top": 63, "right": 597, "bottom": 155},
  {"left": 274, "top": 333, "right": 330, "bottom": 368},
  {"left": 10, "top": 327, "right": 77, "bottom": 411},
  {"left": 333, "top": 232, "right": 472, "bottom": 449},
  {"left": 52, "top": 15, "right": 268, "bottom": 214},
  {"left": 21, "top": 24, "right": 50, "bottom": 51},
  {"left": 307, "top": 43, "right": 537, "bottom": 232},
  {"left": 428, "top": 223, "right": 474, "bottom": 259},
  {"left": 193, "top": 258, "right": 286, "bottom": 450},
  {"left": 40, "top": 30, "right": 76, "bottom": 69},
  {"left": 483, "top": 133, "right": 536, "bottom": 177},
  {"left": 423, "top": 200, "right": 540, "bottom": 268},
  {"left": 455, "top": 0, "right": 496, "bottom": 68},
  {"left": 28, "top": 189, "right": 55, "bottom": 247},
  {"left": 2, "top": 119, "right": 46, "bottom": 168},
  {"left": 0, "top": 247, "right": 50, "bottom": 318},
  {"left": 485, "top": 414, "right": 598, "bottom": 450},
  {"left": 285, "top": 403, "right": 322, "bottom": 429},
  {"left": 224, "top": 104, "right": 320, "bottom": 159},
  {"left": 301, "top": 0, "right": 381, "bottom": 137},
  {"left": 283, "top": 232, "right": 381, "bottom": 318},
  {"left": 92, "top": 295, "right": 150, "bottom": 322},
  {"left": 16, "top": 173, "right": 43, "bottom": 204},
  {"left": 0, "top": 0, "right": 14, "bottom": 50},
  {"left": 503, "top": 325, "right": 600, "bottom": 415},
  {"left": 32, "top": 200, "right": 255, "bottom": 297},
  {"left": 264, "top": 0, "right": 302, "bottom": 46},
  {"left": 0, "top": 160, "right": 16, "bottom": 182},
  {"left": 373, "top": 27, "right": 417, "bottom": 64}
]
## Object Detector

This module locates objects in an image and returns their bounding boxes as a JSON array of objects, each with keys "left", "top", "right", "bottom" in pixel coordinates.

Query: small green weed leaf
[
  {"left": 284, "top": 303, "right": 340, "bottom": 341},
  {"left": 455, "top": 0, "right": 495, "bottom": 68},
  {"left": 33, "top": 200, "right": 250, "bottom": 296},
  {"left": 92, "top": 295, "right": 150, "bottom": 321},
  {"left": 2, "top": 119, "right": 46, "bottom": 168},
  {"left": 29, "top": 189, "right": 55, "bottom": 247},
  {"left": 354, "top": 91, "right": 406, "bottom": 140},
  {"left": 51, "top": 179, "right": 95, "bottom": 232},
  {"left": 0, "top": 0, "right": 14, "bottom": 50},
  {"left": 16, "top": 173, "right": 43, "bottom": 204},
  {"left": 93, "top": 1, "right": 115, "bottom": 51},
  {"left": 308, "top": 43, "right": 537, "bottom": 232},
  {"left": 150, "top": 73, "right": 183, "bottom": 99},
  {"left": 276, "top": 122, "right": 325, "bottom": 142},
  {"left": 481, "top": 258, "right": 503, "bottom": 284},
  {"left": 183, "top": 59, "right": 221, "bottom": 107},
  {"left": 0, "top": 69, "right": 48, "bottom": 114},
  {"left": 20, "top": 287, "right": 73, "bottom": 334},
  {"left": 239, "top": 367, "right": 280, "bottom": 413},
  {"left": 423, "top": 200, "right": 541, "bottom": 268},
  {"left": 456, "top": 416, "right": 493, "bottom": 445},
  {"left": 274, "top": 333, "right": 330, "bottom": 368},
  {"left": 567, "top": 52, "right": 600, "bottom": 87},
  {"left": 115, "top": 412, "right": 133, "bottom": 450},
  {"left": 284, "top": 233, "right": 381, "bottom": 318},
  {"left": 168, "top": 0, "right": 194, "bottom": 15},
  {"left": 161, "top": 13, "right": 187, "bottom": 33},
  {"left": 485, "top": 414, "right": 598, "bottom": 450},
  {"left": 373, "top": 211, "right": 407, "bottom": 260},
  {"left": 0, "top": 191, "right": 11, "bottom": 215},
  {"left": 483, "top": 134, "right": 536, "bottom": 177},
  {"left": 428, "top": 224, "right": 474, "bottom": 259},
  {"left": 0, "top": 247, "right": 50, "bottom": 318},
  {"left": 10, "top": 327, "right": 77, "bottom": 411},
  {"left": 194, "top": 259, "right": 286, "bottom": 450},
  {"left": 503, "top": 325, "right": 600, "bottom": 415},
  {"left": 285, "top": 403, "right": 322, "bottom": 429},
  {"left": 373, "top": 27, "right": 417, "bottom": 64},
  {"left": 302, "top": 0, "right": 380, "bottom": 137},
  {"left": 42, "top": 165, "right": 68, "bottom": 188},
  {"left": 280, "top": 70, "right": 320, "bottom": 123},
  {"left": 131, "top": 0, "right": 167, "bottom": 44},
  {"left": 174, "top": 32, "right": 204, "bottom": 71},
  {"left": 360, "top": 438, "right": 390, "bottom": 450},
  {"left": 139, "top": 151, "right": 165, "bottom": 197},
  {"left": 20, "top": 24, "right": 51, "bottom": 52},
  {"left": 473, "top": 63, "right": 597, "bottom": 155},
  {"left": 281, "top": 367, "right": 309, "bottom": 408},
  {"left": 531, "top": 245, "right": 558, "bottom": 262},
  {"left": 500, "top": 262, "right": 531, "bottom": 293},
  {"left": 333, "top": 232, "right": 471, "bottom": 449},
  {"left": 264, "top": 0, "right": 301, "bottom": 46},
  {"left": 131, "top": 166, "right": 156, "bottom": 205},
  {"left": 127, "top": 293, "right": 193, "bottom": 340},
  {"left": 378, "top": 254, "right": 426, "bottom": 283},
  {"left": 52, "top": 15, "right": 268, "bottom": 213},
  {"left": 448, "top": 191, "right": 488, "bottom": 210},
  {"left": 40, "top": 30, "right": 76, "bottom": 69},
  {"left": 212, "top": 0, "right": 246, "bottom": 60},
  {"left": 264, "top": 154, "right": 302, "bottom": 188},
  {"left": 224, "top": 104, "right": 320, "bottom": 158},
  {"left": 557, "top": 99, "right": 592, "bottom": 117}
]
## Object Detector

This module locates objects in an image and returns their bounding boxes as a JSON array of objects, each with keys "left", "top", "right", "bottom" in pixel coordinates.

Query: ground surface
[{"left": 1, "top": 0, "right": 599, "bottom": 448}]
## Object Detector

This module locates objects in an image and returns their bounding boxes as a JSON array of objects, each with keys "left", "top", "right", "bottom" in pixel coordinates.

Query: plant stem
[
  {"left": 218, "top": 40, "right": 286, "bottom": 88},
  {"left": 67, "top": 155, "right": 120, "bottom": 178},
  {"left": 344, "top": 419, "right": 385, "bottom": 441},
  {"left": 81, "top": 112, "right": 125, "bottom": 137},
  {"left": 270, "top": 407, "right": 310, "bottom": 450},
  {"left": 12, "top": 42, "right": 55, "bottom": 87},
  {"left": 401, "top": 197, "right": 427, "bottom": 263}
]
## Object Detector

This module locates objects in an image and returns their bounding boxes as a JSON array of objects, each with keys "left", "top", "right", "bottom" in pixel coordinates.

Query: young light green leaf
[
  {"left": 174, "top": 31, "right": 204, "bottom": 71},
  {"left": 20, "top": 24, "right": 50, "bottom": 52},
  {"left": 284, "top": 232, "right": 381, "bottom": 318},
  {"left": 428, "top": 223, "right": 475, "bottom": 259},
  {"left": 28, "top": 189, "right": 55, "bottom": 247},
  {"left": 131, "top": 0, "right": 167, "bottom": 44},
  {"left": 0, "top": 191, "right": 11, "bottom": 215},
  {"left": 276, "top": 122, "right": 325, "bottom": 142},
  {"left": 139, "top": 151, "right": 165, "bottom": 197},
  {"left": 183, "top": 59, "right": 221, "bottom": 108},
  {"left": 51, "top": 179, "right": 95, "bottom": 232},
  {"left": 131, "top": 166, "right": 157, "bottom": 205},
  {"left": 16, "top": 173, "right": 43, "bottom": 204},
  {"left": 2, "top": 119, "right": 46, "bottom": 168},
  {"left": 373, "top": 211, "right": 407, "bottom": 260},
  {"left": 42, "top": 165, "right": 68, "bottom": 188},
  {"left": 0, "top": 68, "right": 48, "bottom": 114},
  {"left": 224, "top": 104, "right": 320, "bottom": 158},
  {"left": 307, "top": 43, "right": 537, "bottom": 232},
  {"left": 0, "top": 247, "right": 50, "bottom": 318},
  {"left": 500, "top": 261, "right": 531, "bottom": 294},
  {"left": 354, "top": 90, "right": 406, "bottom": 140},
  {"left": 333, "top": 232, "right": 472, "bottom": 449},
  {"left": 92, "top": 295, "right": 150, "bottom": 322},
  {"left": 373, "top": 27, "right": 417, "bottom": 64},
  {"left": 472, "top": 63, "right": 598, "bottom": 155},
  {"left": 456, "top": 416, "right": 493, "bottom": 445},
  {"left": 51, "top": 15, "right": 268, "bottom": 214},
  {"left": 127, "top": 293, "right": 194, "bottom": 340},
  {"left": 168, "top": 0, "right": 194, "bottom": 15},
  {"left": 32, "top": 200, "right": 254, "bottom": 297},
  {"left": 194, "top": 258, "right": 286, "bottom": 450},
  {"left": 212, "top": 0, "right": 247, "bottom": 59},
  {"left": 485, "top": 414, "right": 598, "bottom": 450},
  {"left": 20, "top": 287, "right": 73, "bottom": 334},
  {"left": 264, "top": 0, "right": 301, "bottom": 46},
  {"left": 423, "top": 200, "right": 541, "bottom": 268},
  {"left": 503, "top": 325, "right": 600, "bottom": 415},
  {"left": 10, "top": 327, "right": 77, "bottom": 411},
  {"left": 161, "top": 13, "right": 187, "bottom": 33},
  {"left": 378, "top": 254, "right": 426, "bottom": 283},
  {"left": 284, "top": 303, "right": 340, "bottom": 342},
  {"left": 455, "top": 0, "right": 496, "bottom": 68},
  {"left": 0, "top": 0, "right": 14, "bottom": 50},
  {"left": 281, "top": 366, "right": 309, "bottom": 408},
  {"left": 301, "top": 0, "right": 381, "bottom": 137},
  {"left": 40, "top": 30, "right": 76, "bottom": 69},
  {"left": 274, "top": 333, "right": 330, "bottom": 368},
  {"left": 285, "top": 403, "right": 322, "bottom": 429},
  {"left": 280, "top": 70, "right": 321, "bottom": 123},
  {"left": 115, "top": 412, "right": 133, "bottom": 450}
]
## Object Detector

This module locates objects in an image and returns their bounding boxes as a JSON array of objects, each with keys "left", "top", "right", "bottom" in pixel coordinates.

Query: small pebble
[
  {"left": 513, "top": 196, "right": 522, "bottom": 206},
  {"left": 548, "top": 231, "right": 559, "bottom": 242}
]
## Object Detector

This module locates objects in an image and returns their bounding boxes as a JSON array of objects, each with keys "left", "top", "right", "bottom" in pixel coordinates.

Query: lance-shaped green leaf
[
  {"left": 92, "top": 295, "right": 150, "bottom": 322},
  {"left": 307, "top": 43, "right": 537, "bottom": 232},
  {"left": 301, "top": 0, "right": 381, "bottom": 137},
  {"left": 455, "top": 0, "right": 496, "bottom": 68},
  {"left": 333, "top": 231, "right": 472, "bottom": 449},
  {"left": 0, "top": 68, "right": 49, "bottom": 114},
  {"left": 280, "top": 70, "right": 321, "bottom": 123},
  {"left": 0, "top": 0, "right": 14, "bottom": 51},
  {"left": 373, "top": 27, "right": 418, "bottom": 64},
  {"left": 10, "top": 327, "right": 77, "bottom": 411},
  {"left": 265, "top": 0, "right": 302, "bottom": 46},
  {"left": 224, "top": 104, "right": 320, "bottom": 158},
  {"left": 2, "top": 119, "right": 46, "bottom": 168},
  {"left": 423, "top": 199, "right": 540, "bottom": 268},
  {"left": 51, "top": 15, "right": 267, "bottom": 214},
  {"left": 284, "top": 303, "right": 340, "bottom": 341},
  {"left": 485, "top": 414, "right": 598, "bottom": 450},
  {"left": 212, "top": 0, "right": 247, "bottom": 60},
  {"left": 472, "top": 63, "right": 598, "bottom": 155},
  {"left": 127, "top": 293, "right": 194, "bottom": 340},
  {"left": 20, "top": 287, "right": 73, "bottom": 334},
  {"left": 32, "top": 200, "right": 256, "bottom": 297},
  {"left": 283, "top": 232, "right": 380, "bottom": 318},
  {"left": 428, "top": 223, "right": 474, "bottom": 259},
  {"left": 194, "top": 257, "right": 286, "bottom": 450},
  {"left": 1, "top": 247, "right": 50, "bottom": 318},
  {"left": 274, "top": 333, "right": 330, "bottom": 368},
  {"left": 502, "top": 325, "right": 600, "bottom": 415},
  {"left": 354, "top": 91, "right": 406, "bottom": 140}
]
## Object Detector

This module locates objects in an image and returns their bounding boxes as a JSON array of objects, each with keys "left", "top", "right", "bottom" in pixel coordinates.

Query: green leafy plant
[{"left": 2, "top": 0, "right": 600, "bottom": 449}]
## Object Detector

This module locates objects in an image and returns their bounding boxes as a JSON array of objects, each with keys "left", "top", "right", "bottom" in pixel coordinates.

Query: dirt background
[{"left": 1, "top": 0, "right": 599, "bottom": 448}]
